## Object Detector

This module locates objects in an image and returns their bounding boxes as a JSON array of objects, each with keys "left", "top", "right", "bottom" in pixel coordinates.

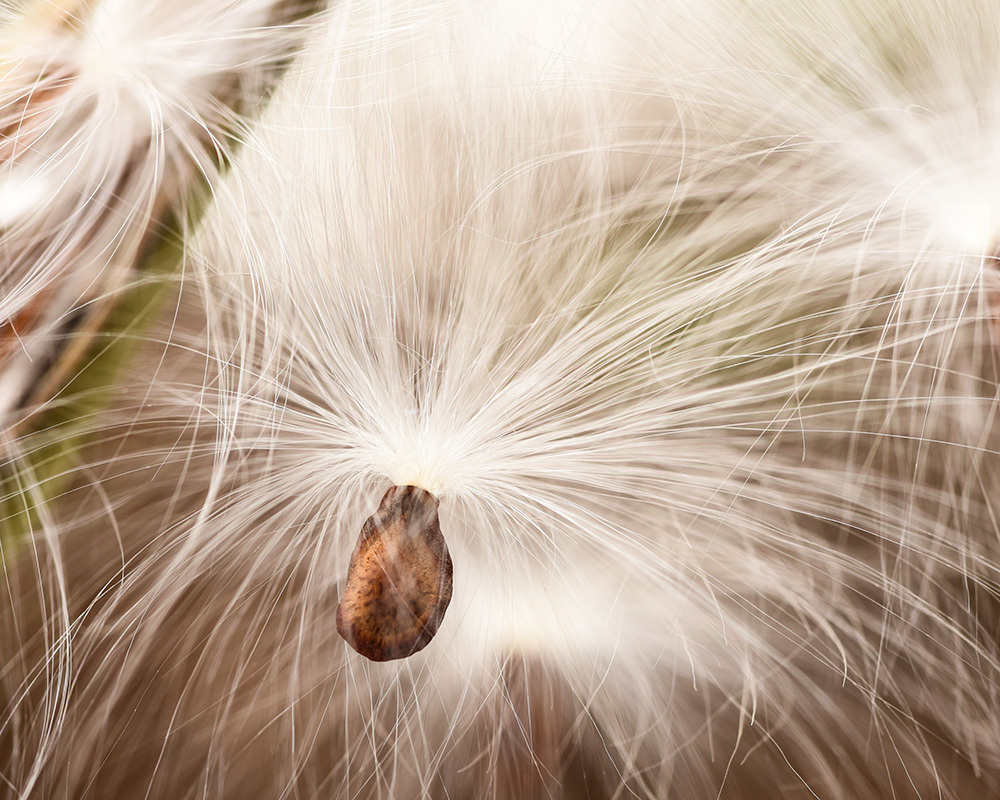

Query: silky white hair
[{"left": 4, "top": 0, "right": 1000, "bottom": 797}]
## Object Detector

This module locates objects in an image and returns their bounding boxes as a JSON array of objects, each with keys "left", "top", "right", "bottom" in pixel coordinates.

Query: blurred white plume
[{"left": 3, "top": 0, "right": 1000, "bottom": 797}]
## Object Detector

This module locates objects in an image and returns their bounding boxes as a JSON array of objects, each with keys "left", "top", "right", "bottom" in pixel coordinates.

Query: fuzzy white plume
[
  {"left": 0, "top": 0, "right": 307, "bottom": 417},
  {"left": 4, "top": 0, "right": 1000, "bottom": 797}
]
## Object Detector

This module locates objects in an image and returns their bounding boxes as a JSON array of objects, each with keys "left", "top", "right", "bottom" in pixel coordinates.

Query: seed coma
[{"left": 336, "top": 485, "right": 453, "bottom": 661}]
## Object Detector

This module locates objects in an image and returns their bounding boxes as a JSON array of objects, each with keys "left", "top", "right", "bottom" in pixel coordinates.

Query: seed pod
[{"left": 336, "top": 485, "right": 453, "bottom": 661}]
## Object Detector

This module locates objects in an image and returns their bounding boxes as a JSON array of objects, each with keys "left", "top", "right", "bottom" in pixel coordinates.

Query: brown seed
[{"left": 336, "top": 485, "right": 453, "bottom": 661}]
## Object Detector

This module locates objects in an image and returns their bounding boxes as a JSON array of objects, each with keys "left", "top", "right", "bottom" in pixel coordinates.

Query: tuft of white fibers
[
  {"left": 5, "top": 0, "right": 1000, "bottom": 797},
  {"left": 0, "top": 0, "right": 311, "bottom": 419}
]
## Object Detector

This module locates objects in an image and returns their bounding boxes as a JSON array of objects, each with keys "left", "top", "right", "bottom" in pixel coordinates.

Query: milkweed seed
[{"left": 336, "top": 485, "right": 453, "bottom": 661}]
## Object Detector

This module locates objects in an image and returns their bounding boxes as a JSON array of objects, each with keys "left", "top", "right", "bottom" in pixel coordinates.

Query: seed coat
[{"left": 336, "top": 485, "right": 453, "bottom": 661}]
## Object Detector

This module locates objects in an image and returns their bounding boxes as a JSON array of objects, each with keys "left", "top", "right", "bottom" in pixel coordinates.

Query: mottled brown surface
[{"left": 336, "top": 485, "right": 453, "bottom": 661}]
